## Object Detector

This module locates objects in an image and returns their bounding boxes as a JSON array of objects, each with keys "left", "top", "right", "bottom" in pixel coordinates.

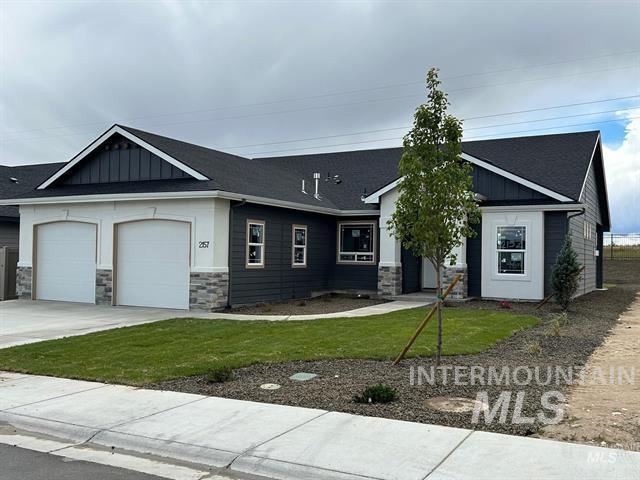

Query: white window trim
[
  {"left": 493, "top": 223, "right": 530, "bottom": 281},
  {"left": 292, "top": 225, "right": 308, "bottom": 268},
  {"left": 246, "top": 219, "right": 265, "bottom": 268},
  {"left": 336, "top": 221, "right": 377, "bottom": 265}
]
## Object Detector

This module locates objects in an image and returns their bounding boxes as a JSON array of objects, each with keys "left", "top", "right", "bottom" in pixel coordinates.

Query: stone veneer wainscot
[{"left": 189, "top": 271, "right": 229, "bottom": 311}]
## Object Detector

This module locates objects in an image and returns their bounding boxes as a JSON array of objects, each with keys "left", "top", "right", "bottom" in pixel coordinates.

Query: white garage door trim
[
  {"left": 34, "top": 221, "right": 97, "bottom": 303},
  {"left": 114, "top": 219, "right": 191, "bottom": 310}
]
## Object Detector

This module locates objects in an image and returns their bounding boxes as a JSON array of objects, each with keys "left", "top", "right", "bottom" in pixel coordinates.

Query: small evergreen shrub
[
  {"left": 262, "top": 303, "right": 273, "bottom": 312},
  {"left": 205, "top": 366, "right": 234, "bottom": 383},
  {"left": 353, "top": 383, "right": 398, "bottom": 404},
  {"left": 551, "top": 236, "right": 582, "bottom": 311}
]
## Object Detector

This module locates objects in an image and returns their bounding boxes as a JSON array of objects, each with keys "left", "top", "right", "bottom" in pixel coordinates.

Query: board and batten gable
[
  {"left": 472, "top": 164, "right": 549, "bottom": 202},
  {"left": 58, "top": 134, "right": 191, "bottom": 185},
  {"left": 229, "top": 201, "right": 378, "bottom": 305}
]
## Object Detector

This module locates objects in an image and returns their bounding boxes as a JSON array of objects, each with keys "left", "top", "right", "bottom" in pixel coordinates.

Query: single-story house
[
  {"left": 0, "top": 163, "right": 64, "bottom": 248},
  {"left": 0, "top": 125, "right": 609, "bottom": 310}
]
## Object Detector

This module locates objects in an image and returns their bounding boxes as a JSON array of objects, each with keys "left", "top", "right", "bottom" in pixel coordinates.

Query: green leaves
[{"left": 388, "top": 67, "right": 480, "bottom": 266}]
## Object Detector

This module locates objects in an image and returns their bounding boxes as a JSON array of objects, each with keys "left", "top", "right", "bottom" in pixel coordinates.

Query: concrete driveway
[{"left": 0, "top": 300, "right": 199, "bottom": 349}]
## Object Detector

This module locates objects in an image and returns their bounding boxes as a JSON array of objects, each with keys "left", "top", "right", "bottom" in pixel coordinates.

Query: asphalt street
[{"left": 0, "top": 444, "right": 164, "bottom": 480}]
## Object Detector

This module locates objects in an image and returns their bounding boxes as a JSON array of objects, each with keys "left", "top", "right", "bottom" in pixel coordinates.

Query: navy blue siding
[
  {"left": 472, "top": 165, "right": 549, "bottom": 202},
  {"left": 544, "top": 211, "right": 568, "bottom": 296},
  {"left": 466, "top": 221, "right": 482, "bottom": 297},
  {"left": 60, "top": 134, "right": 190, "bottom": 185},
  {"left": 401, "top": 247, "right": 421, "bottom": 294},
  {"left": 229, "top": 202, "right": 377, "bottom": 305}
]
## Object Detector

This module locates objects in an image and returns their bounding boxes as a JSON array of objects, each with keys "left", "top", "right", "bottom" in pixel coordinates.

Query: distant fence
[{"left": 604, "top": 233, "right": 640, "bottom": 260}]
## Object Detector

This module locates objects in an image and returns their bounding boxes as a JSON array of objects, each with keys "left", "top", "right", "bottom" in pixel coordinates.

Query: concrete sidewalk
[{"left": 1, "top": 373, "right": 638, "bottom": 480}]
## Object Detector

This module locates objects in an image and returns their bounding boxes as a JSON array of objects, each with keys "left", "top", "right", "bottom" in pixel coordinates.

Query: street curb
[
  {"left": 91, "top": 429, "right": 239, "bottom": 468},
  {"left": 0, "top": 411, "right": 98, "bottom": 444}
]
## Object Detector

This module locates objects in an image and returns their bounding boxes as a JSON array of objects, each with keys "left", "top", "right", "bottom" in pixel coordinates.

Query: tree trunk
[{"left": 435, "top": 262, "right": 443, "bottom": 366}]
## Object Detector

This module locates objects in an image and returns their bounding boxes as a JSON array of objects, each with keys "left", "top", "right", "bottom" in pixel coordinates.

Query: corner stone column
[
  {"left": 189, "top": 271, "right": 229, "bottom": 311},
  {"left": 377, "top": 265, "right": 402, "bottom": 298},
  {"left": 442, "top": 265, "right": 468, "bottom": 299},
  {"left": 16, "top": 266, "right": 32, "bottom": 299}
]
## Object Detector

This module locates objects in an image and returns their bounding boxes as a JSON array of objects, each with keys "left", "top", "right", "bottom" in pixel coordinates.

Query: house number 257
[{"left": 198, "top": 241, "right": 210, "bottom": 248}]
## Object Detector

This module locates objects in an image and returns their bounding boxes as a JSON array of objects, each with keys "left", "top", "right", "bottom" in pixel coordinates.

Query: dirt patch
[
  {"left": 541, "top": 290, "right": 640, "bottom": 450},
  {"left": 149, "top": 261, "right": 640, "bottom": 439},
  {"left": 227, "top": 294, "right": 386, "bottom": 316}
]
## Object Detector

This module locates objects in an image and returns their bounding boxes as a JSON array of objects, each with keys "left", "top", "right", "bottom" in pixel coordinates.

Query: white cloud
[{"left": 602, "top": 110, "right": 640, "bottom": 233}]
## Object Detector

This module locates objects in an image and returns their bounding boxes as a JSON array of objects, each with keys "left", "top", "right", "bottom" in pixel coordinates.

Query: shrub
[
  {"left": 262, "top": 303, "right": 273, "bottom": 312},
  {"left": 551, "top": 236, "right": 582, "bottom": 311},
  {"left": 205, "top": 366, "right": 234, "bottom": 383},
  {"left": 525, "top": 341, "right": 541, "bottom": 355},
  {"left": 548, "top": 312, "right": 568, "bottom": 336},
  {"left": 353, "top": 383, "right": 398, "bottom": 404},
  {"left": 297, "top": 300, "right": 307, "bottom": 307}
]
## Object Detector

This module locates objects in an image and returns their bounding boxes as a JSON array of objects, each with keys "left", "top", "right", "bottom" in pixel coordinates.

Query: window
[
  {"left": 292, "top": 225, "right": 307, "bottom": 267},
  {"left": 246, "top": 220, "right": 265, "bottom": 267},
  {"left": 337, "top": 222, "right": 376, "bottom": 264},
  {"left": 497, "top": 226, "right": 526, "bottom": 274}
]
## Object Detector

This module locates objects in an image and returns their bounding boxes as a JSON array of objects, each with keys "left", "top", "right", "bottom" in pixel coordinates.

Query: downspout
[{"left": 227, "top": 199, "right": 247, "bottom": 307}]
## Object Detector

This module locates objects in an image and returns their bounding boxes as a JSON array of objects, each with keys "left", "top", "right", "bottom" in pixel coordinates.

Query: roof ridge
[{"left": 117, "top": 124, "right": 252, "bottom": 162}]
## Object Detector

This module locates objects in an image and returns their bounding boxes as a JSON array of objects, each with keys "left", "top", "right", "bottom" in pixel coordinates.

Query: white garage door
[
  {"left": 116, "top": 220, "right": 190, "bottom": 309},
  {"left": 35, "top": 222, "right": 96, "bottom": 303}
]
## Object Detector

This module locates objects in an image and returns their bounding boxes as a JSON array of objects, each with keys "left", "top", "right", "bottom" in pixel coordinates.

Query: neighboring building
[
  {"left": 0, "top": 163, "right": 64, "bottom": 247},
  {"left": 0, "top": 125, "right": 609, "bottom": 310}
]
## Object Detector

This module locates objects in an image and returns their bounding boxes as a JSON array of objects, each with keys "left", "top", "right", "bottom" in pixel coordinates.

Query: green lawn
[{"left": 0, "top": 307, "right": 537, "bottom": 385}]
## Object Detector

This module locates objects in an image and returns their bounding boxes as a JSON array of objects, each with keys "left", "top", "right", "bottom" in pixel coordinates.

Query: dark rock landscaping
[
  {"left": 149, "top": 261, "right": 639, "bottom": 438},
  {"left": 227, "top": 294, "right": 386, "bottom": 315}
]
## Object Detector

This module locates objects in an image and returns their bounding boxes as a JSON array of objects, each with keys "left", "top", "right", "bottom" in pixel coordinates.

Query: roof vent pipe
[
  {"left": 301, "top": 179, "right": 307, "bottom": 194},
  {"left": 313, "top": 172, "right": 321, "bottom": 200}
]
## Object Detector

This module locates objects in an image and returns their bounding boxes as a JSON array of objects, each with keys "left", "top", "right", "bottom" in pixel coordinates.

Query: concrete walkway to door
[{"left": 0, "top": 299, "right": 429, "bottom": 349}]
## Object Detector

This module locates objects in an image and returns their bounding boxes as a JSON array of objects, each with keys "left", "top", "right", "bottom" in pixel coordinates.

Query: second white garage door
[{"left": 116, "top": 220, "right": 190, "bottom": 309}]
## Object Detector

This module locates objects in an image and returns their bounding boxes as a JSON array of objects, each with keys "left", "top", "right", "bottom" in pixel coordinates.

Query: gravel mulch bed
[
  {"left": 227, "top": 294, "right": 386, "bottom": 315},
  {"left": 149, "top": 262, "right": 639, "bottom": 437}
]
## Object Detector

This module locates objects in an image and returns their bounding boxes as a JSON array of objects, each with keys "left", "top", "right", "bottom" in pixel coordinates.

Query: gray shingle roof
[
  {"left": 1, "top": 126, "right": 600, "bottom": 211},
  {"left": 0, "top": 162, "right": 65, "bottom": 217},
  {"left": 461, "top": 131, "right": 600, "bottom": 201}
]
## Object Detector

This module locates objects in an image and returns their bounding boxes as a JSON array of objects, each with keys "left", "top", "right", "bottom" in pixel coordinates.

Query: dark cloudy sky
[{"left": 1, "top": 0, "right": 638, "bottom": 232}]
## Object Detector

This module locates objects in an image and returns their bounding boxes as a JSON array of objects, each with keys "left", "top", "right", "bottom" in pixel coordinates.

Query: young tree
[
  {"left": 551, "top": 235, "right": 582, "bottom": 310},
  {"left": 388, "top": 68, "right": 480, "bottom": 365}
]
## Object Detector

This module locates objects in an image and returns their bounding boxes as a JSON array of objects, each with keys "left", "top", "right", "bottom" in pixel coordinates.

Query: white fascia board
[
  {"left": 460, "top": 152, "right": 574, "bottom": 203},
  {"left": 577, "top": 133, "right": 600, "bottom": 201},
  {"left": 363, "top": 177, "right": 402, "bottom": 204},
  {"left": 0, "top": 190, "right": 380, "bottom": 216},
  {"left": 37, "top": 125, "right": 209, "bottom": 189},
  {"left": 481, "top": 203, "right": 584, "bottom": 212}
]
